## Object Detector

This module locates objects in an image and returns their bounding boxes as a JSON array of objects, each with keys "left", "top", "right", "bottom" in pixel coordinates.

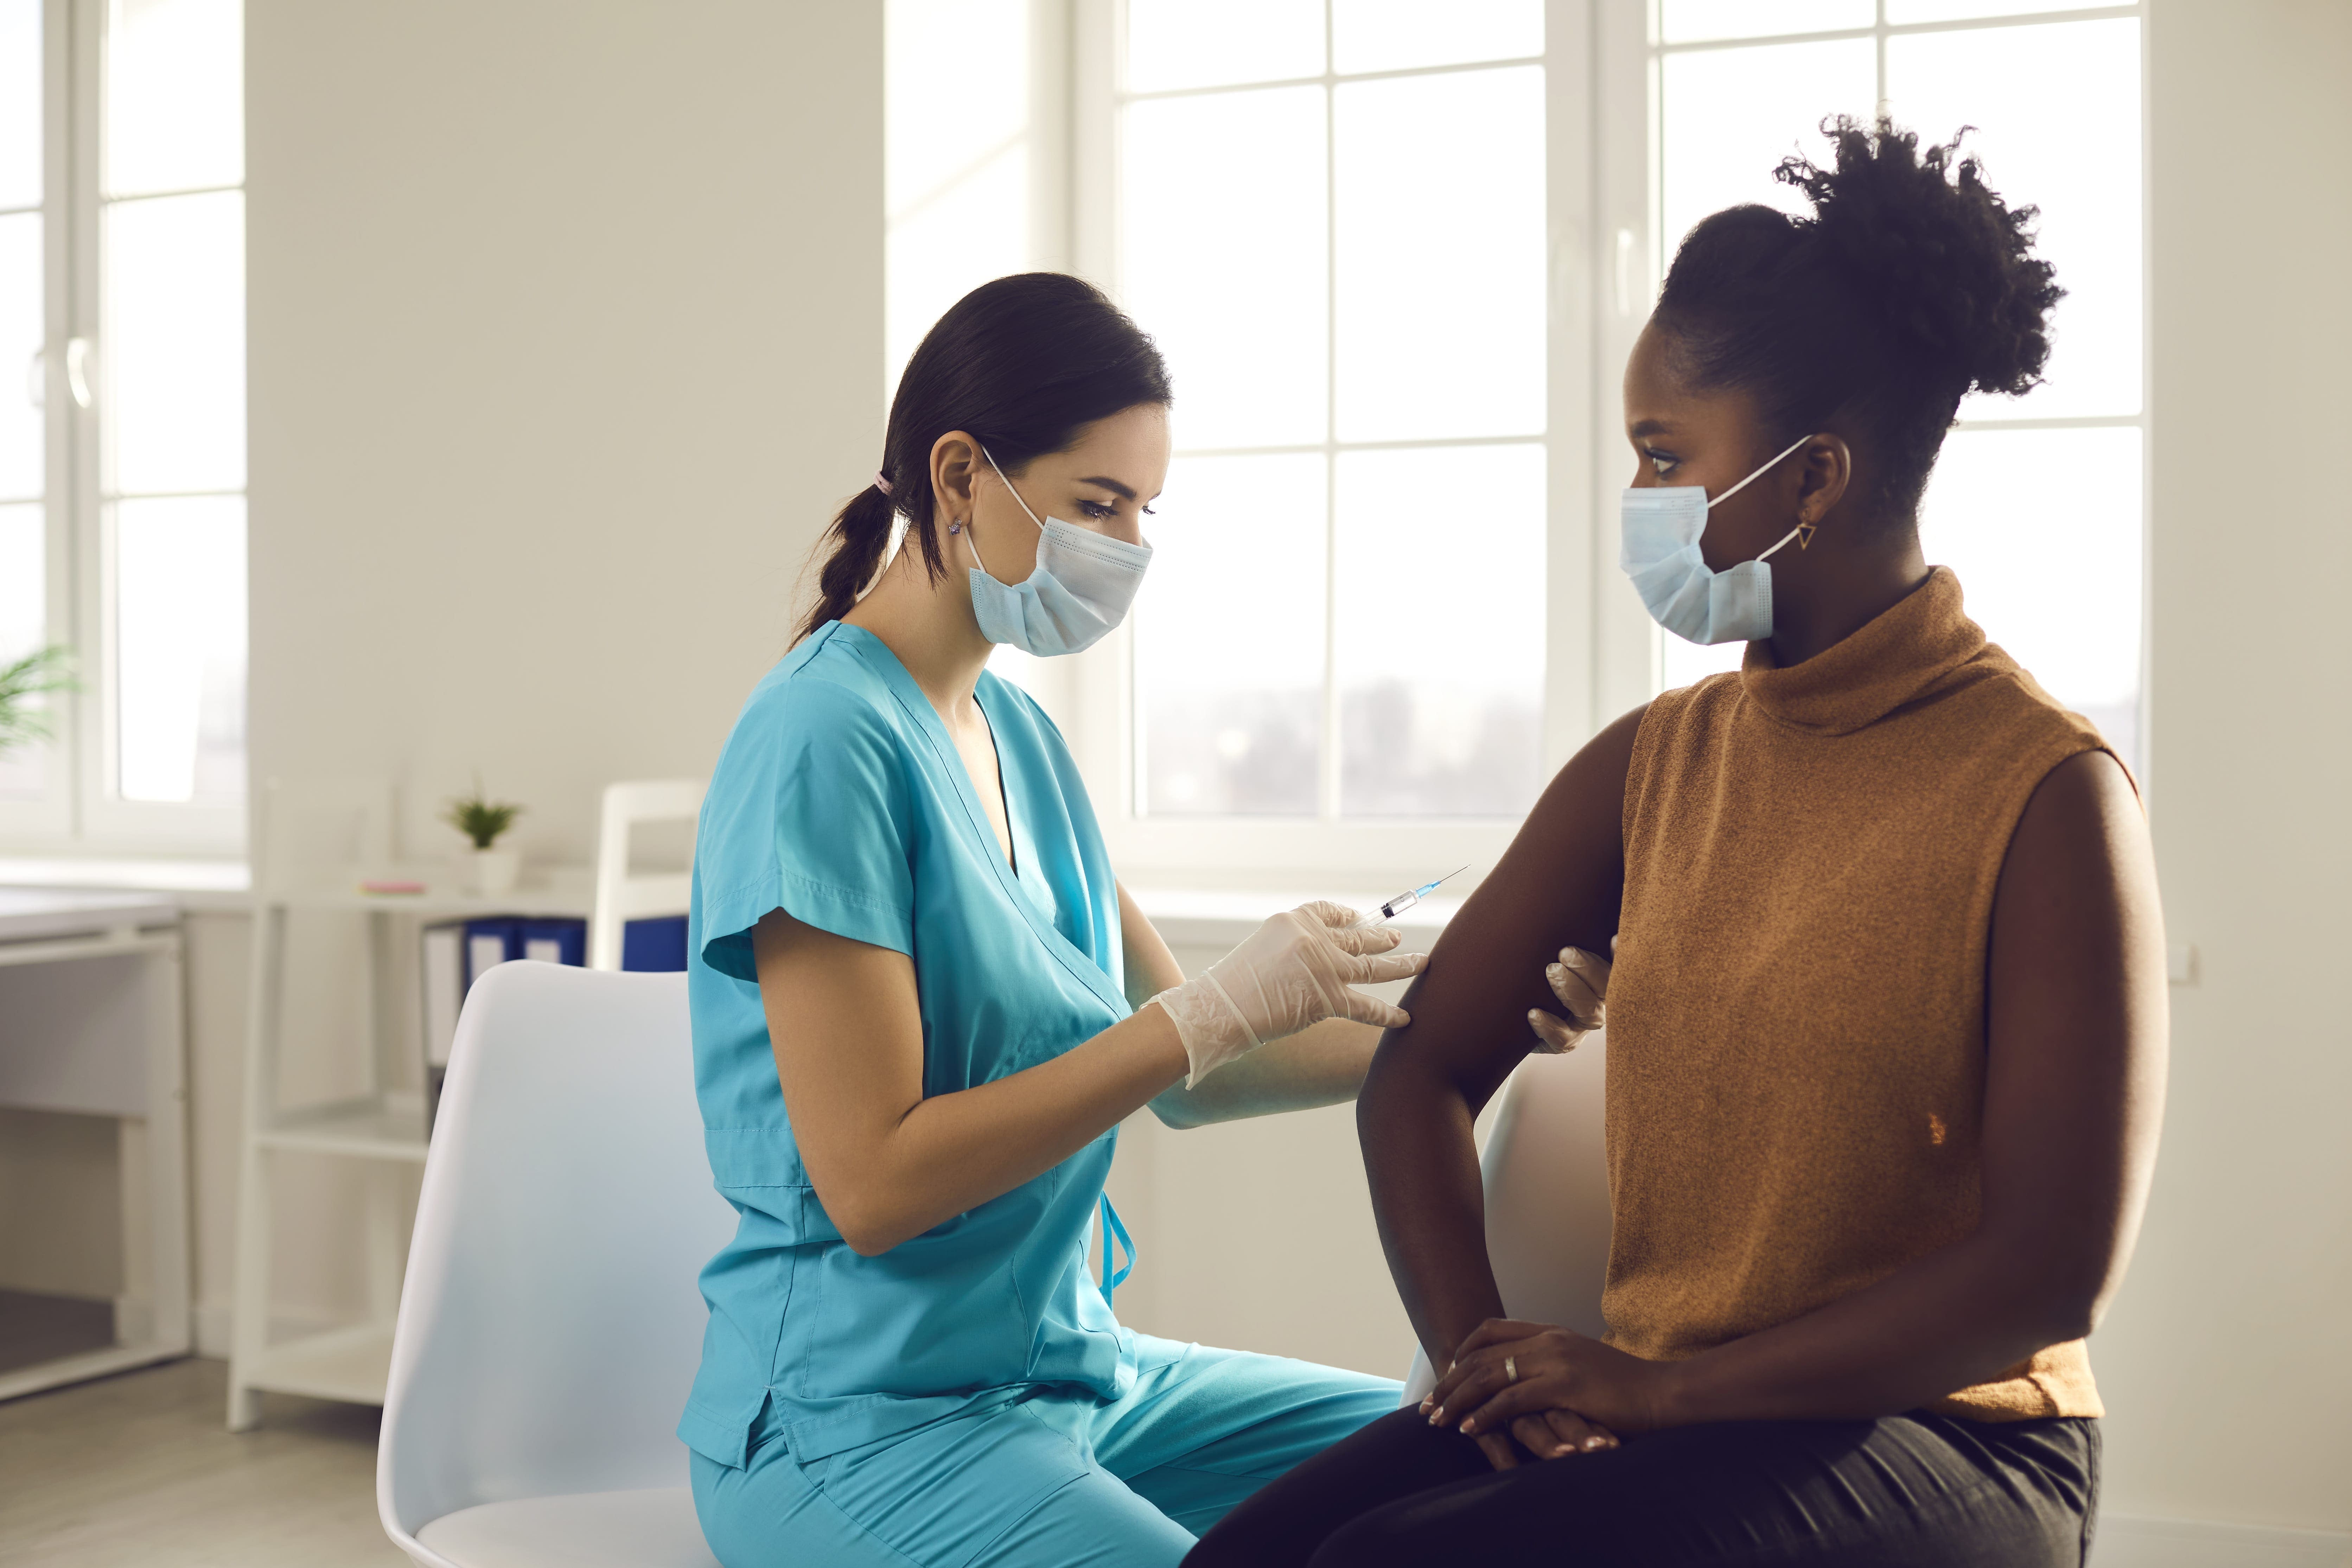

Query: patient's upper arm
[{"left": 1371, "top": 702, "right": 1647, "bottom": 1108}]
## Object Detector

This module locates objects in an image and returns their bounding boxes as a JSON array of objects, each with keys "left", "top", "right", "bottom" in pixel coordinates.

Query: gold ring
[{"left": 1504, "top": 1355, "right": 1518, "bottom": 1384}]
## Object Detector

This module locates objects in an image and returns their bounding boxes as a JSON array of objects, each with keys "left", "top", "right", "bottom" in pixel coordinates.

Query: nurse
[{"left": 681, "top": 272, "right": 1421, "bottom": 1567}]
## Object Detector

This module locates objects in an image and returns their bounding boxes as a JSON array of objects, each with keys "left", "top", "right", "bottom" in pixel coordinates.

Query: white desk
[{"left": 0, "top": 888, "right": 191, "bottom": 1399}]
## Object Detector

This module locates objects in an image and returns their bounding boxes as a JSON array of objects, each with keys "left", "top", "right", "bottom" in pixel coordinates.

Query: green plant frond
[
  {"left": 441, "top": 774, "right": 526, "bottom": 850},
  {"left": 0, "top": 645, "right": 77, "bottom": 757}
]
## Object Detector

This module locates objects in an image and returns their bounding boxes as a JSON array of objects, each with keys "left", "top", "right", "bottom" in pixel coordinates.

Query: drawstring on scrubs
[{"left": 1098, "top": 1192, "right": 1135, "bottom": 1309}]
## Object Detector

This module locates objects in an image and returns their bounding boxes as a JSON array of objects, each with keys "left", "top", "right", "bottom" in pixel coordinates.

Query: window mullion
[{"left": 1319, "top": 0, "right": 1340, "bottom": 823}]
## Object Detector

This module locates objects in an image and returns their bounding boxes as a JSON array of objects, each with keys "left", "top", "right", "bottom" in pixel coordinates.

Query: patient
[{"left": 1188, "top": 116, "right": 2167, "bottom": 1567}]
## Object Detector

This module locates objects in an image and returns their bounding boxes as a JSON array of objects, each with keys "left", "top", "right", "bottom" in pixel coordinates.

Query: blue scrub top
[{"left": 678, "top": 621, "right": 1140, "bottom": 1470}]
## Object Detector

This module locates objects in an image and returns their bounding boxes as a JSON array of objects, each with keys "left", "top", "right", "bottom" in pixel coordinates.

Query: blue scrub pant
[{"left": 689, "top": 1335, "right": 1400, "bottom": 1568}]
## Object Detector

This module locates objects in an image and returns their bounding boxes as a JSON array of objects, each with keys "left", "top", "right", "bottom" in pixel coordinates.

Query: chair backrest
[
  {"left": 378, "top": 964, "right": 733, "bottom": 1555},
  {"left": 1399, "top": 1032, "right": 1614, "bottom": 1405},
  {"left": 589, "top": 779, "right": 706, "bottom": 970}
]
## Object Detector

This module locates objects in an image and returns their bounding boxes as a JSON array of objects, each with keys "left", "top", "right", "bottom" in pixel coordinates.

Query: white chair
[
  {"left": 588, "top": 779, "right": 706, "bottom": 971},
  {"left": 377, "top": 962, "right": 733, "bottom": 1568},
  {"left": 1400, "top": 1032, "right": 1616, "bottom": 1406}
]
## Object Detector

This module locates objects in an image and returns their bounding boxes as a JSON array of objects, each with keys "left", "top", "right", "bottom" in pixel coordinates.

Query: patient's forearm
[{"left": 1359, "top": 1045, "right": 1509, "bottom": 1366}]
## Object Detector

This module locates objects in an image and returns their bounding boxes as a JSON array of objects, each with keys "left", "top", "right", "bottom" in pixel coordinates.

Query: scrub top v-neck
[{"left": 678, "top": 620, "right": 1144, "bottom": 1473}]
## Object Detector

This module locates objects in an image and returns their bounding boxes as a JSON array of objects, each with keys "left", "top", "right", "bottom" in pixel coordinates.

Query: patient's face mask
[
  {"left": 958, "top": 448, "right": 1154, "bottom": 657},
  {"left": 1618, "top": 433, "right": 1813, "bottom": 646}
]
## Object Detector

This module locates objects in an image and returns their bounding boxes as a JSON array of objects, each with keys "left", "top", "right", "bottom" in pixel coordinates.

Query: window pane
[
  {"left": 1124, "top": 87, "right": 1326, "bottom": 450},
  {"left": 0, "top": 499, "right": 44, "bottom": 798},
  {"left": 0, "top": 0, "right": 39, "bottom": 210},
  {"left": 1333, "top": 0, "right": 1541, "bottom": 74},
  {"left": 1660, "top": 0, "right": 1873, "bottom": 45},
  {"left": 886, "top": 0, "right": 1030, "bottom": 381},
  {"left": 115, "top": 495, "right": 244, "bottom": 803},
  {"left": 1137, "top": 453, "right": 1323, "bottom": 816},
  {"left": 105, "top": 0, "right": 242, "bottom": 198},
  {"left": 0, "top": 210, "right": 40, "bottom": 501},
  {"left": 1660, "top": 38, "right": 1875, "bottom": 262},
  {"left": 1887, "top": 0, "right": 2094, "bottom": 21},
  {"left": 1919, "top": 426, "right": 2143, "bottom": 768},
  {"left": 1126, "top": 0, "right": 1322, "bottom": 93},
  {"left": 1886, "top": 19, "right": 2141, "bottom": 419},
  {"left": 1336, "top": 66, "right": 1544, "bottom": 442},
  {"left": 107, "top": 187, "right": 244, "bottom": 494},
  {"left": 1338, "top": 445, "right": 1543, "bottom": 817}
]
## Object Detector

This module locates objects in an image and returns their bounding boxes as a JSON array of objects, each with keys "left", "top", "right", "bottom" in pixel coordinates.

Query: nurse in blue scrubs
[{"left": 681, "top": 273, "right": 1424, "bottom": 1567}]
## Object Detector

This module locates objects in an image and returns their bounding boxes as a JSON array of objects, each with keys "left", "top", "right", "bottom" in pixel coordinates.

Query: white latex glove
[
  {"left": 1149, "top": 901, "right": 1427, "bottom": 1086},
  {"left": 1526, "top": 943, "right": 1611, "bottom": 1053}
]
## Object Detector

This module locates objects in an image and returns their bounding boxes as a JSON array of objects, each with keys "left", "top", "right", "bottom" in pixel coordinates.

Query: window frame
[{"left": 0, "top": 0, "right": 248, "bottom": 858}]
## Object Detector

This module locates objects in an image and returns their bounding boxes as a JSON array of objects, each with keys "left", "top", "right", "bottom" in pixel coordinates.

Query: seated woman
[
  {"left": 680, "top": 273, "right": 1424, "bottom": 1568},
  {"left": 1188, "top": 119, "right": 2167, "bottom": 1567}
]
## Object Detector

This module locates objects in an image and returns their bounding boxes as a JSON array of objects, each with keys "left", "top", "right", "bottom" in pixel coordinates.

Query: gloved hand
[
  {"left": 1150, "top": 901, "right": 1427, "bottom": 1087},
  {"left": 1527, "top": 944, "right": 1611, "bottom": 1053}
]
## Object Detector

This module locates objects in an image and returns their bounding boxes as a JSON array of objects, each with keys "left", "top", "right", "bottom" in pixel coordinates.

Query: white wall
[
  {"left": 2084, "top": 0, "right": 2351, "bottom": 1537},
  {"left": 166, "top": 0, "right": 882, "bottom": 1348}
]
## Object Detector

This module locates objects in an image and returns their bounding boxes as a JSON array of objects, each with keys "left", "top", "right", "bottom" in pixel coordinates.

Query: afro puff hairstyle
[{"left": 1653, "top": 116, "right": 2064, "bottom": 522}]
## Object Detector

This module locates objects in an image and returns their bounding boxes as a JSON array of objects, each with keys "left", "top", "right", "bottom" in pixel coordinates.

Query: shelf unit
[{"left": 224, "top": 864, "right": 592, "bottom": 1430}]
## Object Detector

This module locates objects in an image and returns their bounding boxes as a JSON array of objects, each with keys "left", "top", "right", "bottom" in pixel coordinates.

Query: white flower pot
[{"left": 465, "top": 848, "right": 521, "bottom": 895}]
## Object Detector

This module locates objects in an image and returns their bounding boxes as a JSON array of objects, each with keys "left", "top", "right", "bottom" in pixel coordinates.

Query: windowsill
[
  {"left": 1130, "top": 886, "right": 1460, "bottom": 951},
  {"left": 0, "top": 855, "right": 254, "bottom": 911}
]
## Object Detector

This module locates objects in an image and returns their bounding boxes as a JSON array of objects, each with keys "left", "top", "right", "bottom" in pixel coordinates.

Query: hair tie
[{"left": 873, "top": 471, "right": 893, "bottom": 497}]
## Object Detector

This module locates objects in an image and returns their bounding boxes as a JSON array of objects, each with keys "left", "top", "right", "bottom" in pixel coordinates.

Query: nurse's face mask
[
  {"left": 1619, "top": 432, "right": 1814, "bottom": 646},
  {"left": 955, "top": 447, "right": 1154, "bottom": 658}
]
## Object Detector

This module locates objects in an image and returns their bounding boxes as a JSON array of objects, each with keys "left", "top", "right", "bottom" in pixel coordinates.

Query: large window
[
  {"left": 1651, "top": 0, "right": 2146, "bottom": 766},
  {"left": 0, "top": 0, "right": 246, "bottom": 852},
  {"left": 1117, "top": 1, "right": 1550, "bottom": 824}
]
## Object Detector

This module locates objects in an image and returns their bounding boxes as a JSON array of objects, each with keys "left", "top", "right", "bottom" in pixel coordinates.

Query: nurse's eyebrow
[
  {"left": 1078, "top": 476, "right": 1137, "bottom": 500},
  {"left": 1629, "top": 419, "right": 1676, "bottom": 438}
]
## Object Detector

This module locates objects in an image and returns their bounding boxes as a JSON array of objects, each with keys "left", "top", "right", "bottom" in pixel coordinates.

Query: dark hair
[
  {"left": 1653, "top": 116, "right": 2063, "bottom": 521},
  {"left": 797, "top": 272, "right": 1172, "bottom": 642}
]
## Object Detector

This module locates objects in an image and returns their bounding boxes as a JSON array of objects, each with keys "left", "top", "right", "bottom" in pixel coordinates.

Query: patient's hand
[
  {"left": 1422, "top": 1318, "right": 1673, "bottom": 1468},
  {"left": 1526, "top": 944, "right": 1610, "bottom": 1053}
]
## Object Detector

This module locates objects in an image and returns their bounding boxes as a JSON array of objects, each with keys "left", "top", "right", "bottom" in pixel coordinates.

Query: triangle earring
[{"left": 1795, "top": 522, "right": 1819, "bottom": 550}]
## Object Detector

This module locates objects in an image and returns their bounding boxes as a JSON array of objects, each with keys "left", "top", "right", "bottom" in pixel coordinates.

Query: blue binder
[{"left": 621, "top": 915, "right": 688, "bottom": 972}]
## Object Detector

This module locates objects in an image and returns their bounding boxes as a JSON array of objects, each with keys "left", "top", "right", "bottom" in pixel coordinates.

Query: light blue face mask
[
  {"left": 957, "top": 448, "right": 1154, "bottom": 657},
  {"left": 1619, "top": 433, "right": 1814, "bottom": 646}
]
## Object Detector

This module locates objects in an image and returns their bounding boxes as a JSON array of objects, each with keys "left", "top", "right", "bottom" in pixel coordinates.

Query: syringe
[{"left": 1351, "top": 867, "right": 1469, "bottom": 930}]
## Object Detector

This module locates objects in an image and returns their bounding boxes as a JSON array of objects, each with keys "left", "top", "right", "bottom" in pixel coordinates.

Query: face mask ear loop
[
  {"left": 1754, "top": 522, "right": 1809, "bottom": 563},
  {"left": 1704, "top": 433, "right": 1816, "bottom": 512}
]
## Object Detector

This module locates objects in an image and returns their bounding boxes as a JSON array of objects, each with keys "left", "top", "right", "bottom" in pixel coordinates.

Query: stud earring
[{"left": 948, "top": 520, "right": 965, "bottom": 534}]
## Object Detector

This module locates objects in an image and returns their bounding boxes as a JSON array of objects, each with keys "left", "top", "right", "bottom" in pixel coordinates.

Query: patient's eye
[
  {"left": 1077, "top": 499, "right": 1117, "bottom": 521},
  {"left": 1645, "top": 447, "right": 1681, "bottom": 478}
]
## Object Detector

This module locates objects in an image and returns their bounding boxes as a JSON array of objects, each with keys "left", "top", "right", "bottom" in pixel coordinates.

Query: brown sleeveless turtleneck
[{"left": 1607, "top": 567, "right": 2109, "bottom": 1420}]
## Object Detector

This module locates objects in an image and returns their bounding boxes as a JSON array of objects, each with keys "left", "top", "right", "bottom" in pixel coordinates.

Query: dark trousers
[{"left": 1185, "top": 1406, "right": 2099, "bottom": 1567}]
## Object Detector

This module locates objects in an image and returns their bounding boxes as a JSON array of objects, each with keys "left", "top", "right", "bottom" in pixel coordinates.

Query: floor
[{"left": 0, "top": 1355, "right": 406, "bottom": 1566}]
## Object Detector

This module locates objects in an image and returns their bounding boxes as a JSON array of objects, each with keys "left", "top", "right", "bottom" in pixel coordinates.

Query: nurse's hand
[
  {"left": 1526, "top": 944, "right": 1610, "bottom": 1053},
  {"left": 1149, "top": 902, "right": 1425, "bottom": 1088}
]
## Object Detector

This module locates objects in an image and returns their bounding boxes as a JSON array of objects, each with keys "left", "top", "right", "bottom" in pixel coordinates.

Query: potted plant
[
  {"left": 0, "top": 644, "right": 75, "bottom": 759},
  {"left": 442, "top": 777, "right": 526, "bottom": 895}
]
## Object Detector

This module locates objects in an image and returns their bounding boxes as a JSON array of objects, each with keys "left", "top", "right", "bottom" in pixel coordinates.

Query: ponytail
[
  {"left": 793, "top": 272, "right": 1171, "bottom": 645},
  {"left": 799, "top": 482, "right": 900, "bottom": 643}
]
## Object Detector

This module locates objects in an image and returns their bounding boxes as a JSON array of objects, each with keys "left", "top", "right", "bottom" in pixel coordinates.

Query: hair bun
[{"left": 1778, "top": 116, "right": 2063, "bottom": 399}]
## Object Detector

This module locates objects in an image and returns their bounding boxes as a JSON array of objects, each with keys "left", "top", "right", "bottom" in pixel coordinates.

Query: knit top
[{"left": 1605, "top": 566, "right": 2109, "bottom": 1420}]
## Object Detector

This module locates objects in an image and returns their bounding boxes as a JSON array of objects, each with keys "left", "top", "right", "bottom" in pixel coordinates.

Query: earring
[
  {"left": 948, "top": 520, "right": 965, "bottom": 534},
  {"left": 1796, "top": 523, "right": 1819, "bottom": 550}
]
